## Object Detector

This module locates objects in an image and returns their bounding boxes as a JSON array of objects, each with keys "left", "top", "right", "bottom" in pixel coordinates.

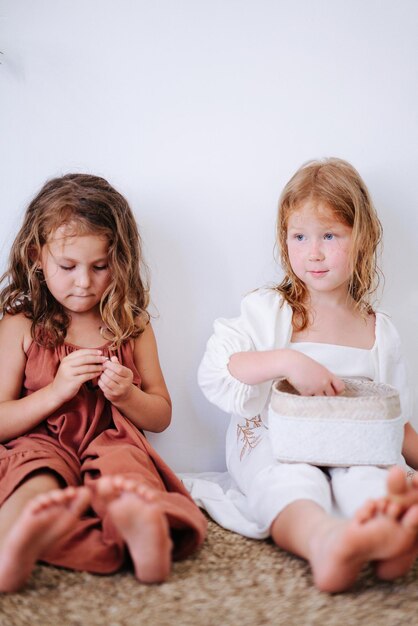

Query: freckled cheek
[
  {"left": 287, "top": 247, "right": 305, "bottom": 275},
  {"left": 331, "top": 248, "right": 351, "bottom": 272}
]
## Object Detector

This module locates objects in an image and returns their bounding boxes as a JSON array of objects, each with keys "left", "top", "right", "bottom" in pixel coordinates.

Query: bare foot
[
  {"left": 309, "top": 498, "right": 418, "bottom": 592},
  {"left": 374, "top": 503, "right": 418, "bottom": 580},
  {"left": 372, "top": 466, "right": 418, "bottom": 518},
  {"left": 355, "top": 467, "right": 418, "bottom": 581},
  {"left": 0, "top": 486, "right": 91, "bottom": 593},
  {"left": 348, "top": 467, "right": 418, "bottom": 583},
  {"left": 95, "top": 476, "right": 173, "bottom": 583}
]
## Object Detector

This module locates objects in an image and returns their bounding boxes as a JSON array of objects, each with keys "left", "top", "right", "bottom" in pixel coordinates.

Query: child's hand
[
  {"left": 51, "top": 349, "right": 107, "bottom": 404},
  {"left": 98, "top": 356, "right": 134, "bottom": 403},
  {"left": 284, "top": 351, "right": 344, "bottom": 396}
]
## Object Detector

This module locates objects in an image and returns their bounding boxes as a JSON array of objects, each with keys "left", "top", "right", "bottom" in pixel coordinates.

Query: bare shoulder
[
  {"left": 131, "top": 320, "right": 169, "bottom": 397},
  {"left": 133, "top": 320, "right": 158, "bottom": 355},
  {"left": 132, "top": 321, "right": 163, "bottom": 375},
  {"left": 0, "top": 313, "right": 33, "bottom": 354}
]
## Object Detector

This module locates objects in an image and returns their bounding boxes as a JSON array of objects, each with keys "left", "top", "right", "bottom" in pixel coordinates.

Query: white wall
[{"left": 1, "top": 0, "right": 418, "bottom": 471}]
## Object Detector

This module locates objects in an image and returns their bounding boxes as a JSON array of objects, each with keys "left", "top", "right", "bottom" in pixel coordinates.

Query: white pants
[{"left": 228, "top": 414, "right": 393, "bottom": 531}]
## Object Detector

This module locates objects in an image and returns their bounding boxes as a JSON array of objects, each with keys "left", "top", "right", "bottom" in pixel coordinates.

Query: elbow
[{"left": 155, "top": 400, "right": 172, "bottom": 433}]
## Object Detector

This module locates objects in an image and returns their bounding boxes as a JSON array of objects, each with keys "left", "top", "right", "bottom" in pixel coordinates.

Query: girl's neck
[
  {"left": 293, "top": 294, "right": 375, "bottom": 349},
  {"left": 64, "top": 311, "right": 106, "bottom": 348},
  {"left": 306, "top": 286, "right": 354, "bottom": 310}
]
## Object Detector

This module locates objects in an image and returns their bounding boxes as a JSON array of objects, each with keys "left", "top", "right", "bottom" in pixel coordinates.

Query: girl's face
[
  {"left": 39, "top": 227, "right": 111, "bottom": 316},
  {"left": 286, "top": 200, "right": 353, "bottom": 299}
]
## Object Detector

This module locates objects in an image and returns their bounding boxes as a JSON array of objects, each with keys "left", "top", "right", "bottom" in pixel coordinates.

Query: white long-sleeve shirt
[
  {"left": 182, "top": 289, "right": 412, "bottom": 539},
  {"left": 198, "top": 288, "right": 412, "bottom": 422}
]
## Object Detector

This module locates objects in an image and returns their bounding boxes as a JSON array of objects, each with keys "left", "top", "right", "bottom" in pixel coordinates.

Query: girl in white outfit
[{"left": 197, "top": 158, "right": 418, "bottom": 592}]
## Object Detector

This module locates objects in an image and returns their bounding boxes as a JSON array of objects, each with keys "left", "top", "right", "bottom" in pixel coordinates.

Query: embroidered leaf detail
[{"left": 237, "top": 416, "right": 264, "bottom": 461}]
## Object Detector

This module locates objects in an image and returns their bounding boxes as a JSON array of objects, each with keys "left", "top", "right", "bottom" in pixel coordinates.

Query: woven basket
[{"left": 268, "top": 378, "right": 403, "bottom": 467}]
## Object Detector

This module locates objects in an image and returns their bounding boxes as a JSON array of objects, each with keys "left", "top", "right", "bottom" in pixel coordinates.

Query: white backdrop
[{"left": 1, "top": 0, "right": 418, "bottom": 471}]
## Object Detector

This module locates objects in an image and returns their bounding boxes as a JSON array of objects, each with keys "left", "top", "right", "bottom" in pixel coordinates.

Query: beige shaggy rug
[{"left": 1, "top": 517, "right": 418, "bottom": 626}]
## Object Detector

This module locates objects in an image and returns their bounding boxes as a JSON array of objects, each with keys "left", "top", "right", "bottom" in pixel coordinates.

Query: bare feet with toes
[
  {"left": 0, "top": 486, "right": 91, "bottom": 593},
  {"left": 372, "top": 466, "right": 418, "bottom": 518},
  {"left": 310, "top": 500, "right": 418, "bottom": 592},
  {"left": 309, "top": 467, "right": 418, "bottom": 592},
  {"left": 371, "top": 466, "right": 418, "bottom": 581},
  {"left": 94, "top": 475, "right": 173, "bottom": 583}
]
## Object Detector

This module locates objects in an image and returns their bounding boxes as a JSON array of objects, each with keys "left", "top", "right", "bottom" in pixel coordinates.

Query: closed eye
[{"left": 59, "top": 264, "right": 108, "bottom": 271}]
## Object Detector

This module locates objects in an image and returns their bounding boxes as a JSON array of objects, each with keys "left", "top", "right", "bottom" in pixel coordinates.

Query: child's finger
[
  {"left": 331, "top": 377, "right": 345, "bottom": 395},
  {"left": 323, "top": 382, "right": 338, "bottom": 396},
  {"left": 103, "top": 360, "right": 127, "bottom": 378},
  {"left": 67, "top": 354, "right": 107, "bottom": 367},
  {"left": 98, "top": 375, "right": 118, "bottom": 395},
  {"left": 65, "top": 349, "right": 104, "bottom": 360}
]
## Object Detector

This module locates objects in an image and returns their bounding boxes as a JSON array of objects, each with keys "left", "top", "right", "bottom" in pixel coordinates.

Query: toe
[
  {"left": 387, "top": 466, "right": 408, "bottom": 497},
  {"left": 355, "top": 499, "right": 377, "bottom": 523},
  {"left": 402, "top": 504, "right": 418, "bottom": 531}
]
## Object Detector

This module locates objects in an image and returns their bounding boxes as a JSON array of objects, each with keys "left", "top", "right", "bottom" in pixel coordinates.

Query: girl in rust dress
[{"left": 0, "top": 174, "right": 207, "bottom": 592}]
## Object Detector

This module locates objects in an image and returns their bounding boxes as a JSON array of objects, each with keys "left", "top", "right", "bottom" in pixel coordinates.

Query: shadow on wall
[
  {"left": 377, "top": 177, "right": 418, "bottom": 428},
  {"left": 141, "top": 208, "right": 234, "bottom": 472}
]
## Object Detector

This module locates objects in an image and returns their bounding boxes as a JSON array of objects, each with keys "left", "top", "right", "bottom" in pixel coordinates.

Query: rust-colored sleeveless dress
[{"left": 0, "top": 340, "right": 207, "bottom": 573}]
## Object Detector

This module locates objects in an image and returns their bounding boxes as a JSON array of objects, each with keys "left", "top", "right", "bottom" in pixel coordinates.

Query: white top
[
  {"left": 198, "top": 288, "right": 412, "bottom": 423},
  {"left": 288, "top": 341, "right": 375, "bottom": 381}
]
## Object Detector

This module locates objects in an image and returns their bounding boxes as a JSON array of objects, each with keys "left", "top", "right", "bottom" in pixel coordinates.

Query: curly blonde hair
[
  {"left": 0, "top": 173, "right": 150, "bottom": 349},
  {"left": 275, "top": 158, "right": 382, "bottom": 331}
]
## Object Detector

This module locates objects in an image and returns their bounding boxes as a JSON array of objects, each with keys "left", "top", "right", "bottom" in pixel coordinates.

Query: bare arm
[
  {"left": 228, "top": 349, "right": 345, "bottom": 396},
  {"left": 0, "top": 314, "right": 65, "bottom": 441},
  {"left": 0, "top": 315, "right": 59, "bottom": 441},
  {"left": 0, "top": 314, "right": 108, "bottom": 443},
  {"left": 402, "top": 422, "right": 418, "bottom": 470},
  {"left": 98, "top": 323, "right": 172, "bottom": 432}
]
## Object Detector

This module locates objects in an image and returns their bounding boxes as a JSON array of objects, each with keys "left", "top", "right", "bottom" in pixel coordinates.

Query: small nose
[
  {"left": 75, "top": 268, "right": 91, "bottom": 288},
  {"left": 308, "top": 240, "right": 325, "bottom": 261}
]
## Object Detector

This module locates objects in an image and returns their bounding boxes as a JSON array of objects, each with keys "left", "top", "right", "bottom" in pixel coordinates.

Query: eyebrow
[{"left": 54, "top": 255, "right": 109, "bottom": 264}]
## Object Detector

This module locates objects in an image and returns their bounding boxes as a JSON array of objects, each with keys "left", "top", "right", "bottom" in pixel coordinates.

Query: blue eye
[
  {"left": 324, "top": 233, "right": 334, "bottom": 240},
  {"left": 295, "top": 234, "right": 305, "bottom": 241}
]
